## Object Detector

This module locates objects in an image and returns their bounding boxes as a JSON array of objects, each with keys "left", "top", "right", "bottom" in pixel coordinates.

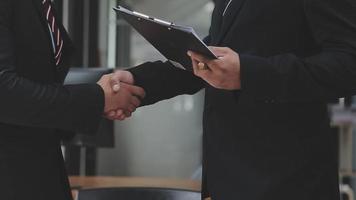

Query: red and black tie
[{"left": 42, "top": 0, "right": 64, "bottom": 66}]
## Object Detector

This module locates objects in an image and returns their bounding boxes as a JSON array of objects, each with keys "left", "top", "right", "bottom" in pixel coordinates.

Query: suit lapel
[
  {"left": 209, "top": 1, "right": 227, "bottom": 45},
  {"left": 216, "top": 0, "right": 247, "bottom": 44}
]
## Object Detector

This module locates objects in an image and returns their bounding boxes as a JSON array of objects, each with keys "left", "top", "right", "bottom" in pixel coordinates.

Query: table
[{"left": 69, "top": 176, "right": 201, "bottom": 191}]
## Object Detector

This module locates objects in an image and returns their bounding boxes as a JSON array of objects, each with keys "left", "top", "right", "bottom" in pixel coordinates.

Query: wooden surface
[{"left": 69, "top": 176, "right": 202, "bottom": 191}]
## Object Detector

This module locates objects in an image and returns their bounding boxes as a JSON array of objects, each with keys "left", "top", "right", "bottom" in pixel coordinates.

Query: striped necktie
[{"left": 42, "top": 0, "right": 64, "bottom": 66}]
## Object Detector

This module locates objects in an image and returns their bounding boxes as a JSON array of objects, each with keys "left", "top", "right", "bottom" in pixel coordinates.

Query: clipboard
[{"left": 114, "top": 6, "right": 218, "bottom": 71}]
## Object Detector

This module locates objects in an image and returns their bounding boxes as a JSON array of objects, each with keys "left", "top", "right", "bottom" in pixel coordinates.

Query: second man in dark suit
[{"left": 110, "top": 0, "right": 356, "bottom": 199}]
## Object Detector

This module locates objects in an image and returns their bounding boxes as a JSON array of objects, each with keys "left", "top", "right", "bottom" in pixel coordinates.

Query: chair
[{"left": 76, "top": 187, "right": 201, "bottom": 200}]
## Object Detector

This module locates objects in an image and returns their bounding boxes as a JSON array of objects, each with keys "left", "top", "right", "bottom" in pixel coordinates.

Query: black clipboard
[{"left": 114, "top": 6, "right": 218, "bottom": 71}]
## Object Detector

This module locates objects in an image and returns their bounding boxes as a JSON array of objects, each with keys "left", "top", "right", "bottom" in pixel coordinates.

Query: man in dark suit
[
  {"left": 110, "top": 0, "right": 356, "bottom": 199},
  {"left": 0, "top": 0, "right": 145, "bottom": 200}
]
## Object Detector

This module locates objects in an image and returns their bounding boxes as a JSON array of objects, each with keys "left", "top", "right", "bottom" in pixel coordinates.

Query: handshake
[
  {"left": 95, "top": 47, "right": 241, "bottom": 121},
  {"left": 97, "top": 70, "right": 144, "bottom": 121}
]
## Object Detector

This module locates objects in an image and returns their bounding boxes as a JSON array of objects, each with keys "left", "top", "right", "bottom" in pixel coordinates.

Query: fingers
[
  {"left": 187, "top": 51, "right": 211, "bottom": 64},
  {"left": 187, "top": 50, "right": 222, "bottom": 72},
  {"left": 127, "top": 85, "right": 146, "bottom": 100},
  {"left": 105, "top": 110, "right": 117, "bottom": 120},
  {"left": 104, "top": 110, "right": 119, "bottom": 121},
  {"left": 104, "top": 96, "right": 140, "bottom": 121},
  {"left": 193, "top": 65, "right": 213, "bottom": 81},
  {"left": 128, "top": 104, "right": 137, "bottom": 113},
  {"left": 108, "top": 111, "right": 116, "bottom": 117},
  {"left": 115, "top": 109, "right": 124, "bottom": 117},
  {"left": 97, "top": 74, "right": 111, "bottom": 90},
  {"left": 131, "top": 96, "right": 141, "bottom": 107},
  {"left": 117, "top": 115, "right": 126, "bottom": 121},
  {"left": 114, "top": 110, "right": 127, "bottom": 121},
  {"left": 115, "top": 90, "right": 140, "bottom": 113},
  {"left": 208, "top": 46, "right": 230, "bottom": 57},
  {"left": 191, "top": 56, "right": 200, "bottom": 75},
  {"left": 123, "top": 111, "right": 132, "bottom": 118},
  {"left": 105, "top": 109, "right": 130, "bottom": 121},
  {"left": 189, "top": 54, "right": 213, "bottom": 81},
  {"left": 102, "top": 72, "right": 144, "bottom": 120}
]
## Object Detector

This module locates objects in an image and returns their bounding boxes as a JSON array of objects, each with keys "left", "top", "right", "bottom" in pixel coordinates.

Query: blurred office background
[
  {"left": 54, "top": 0, "right": 213, "bottom": 179},
  {"left": 97, "top": 0, "right": 212, "bottom": 178}
]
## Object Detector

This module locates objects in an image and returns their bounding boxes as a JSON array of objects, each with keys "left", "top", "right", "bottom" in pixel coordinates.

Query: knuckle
[{"left": 113, "top": 72, "right": 123, "bottom": 79}]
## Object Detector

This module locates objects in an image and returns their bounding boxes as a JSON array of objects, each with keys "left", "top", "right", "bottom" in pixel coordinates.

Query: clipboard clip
[
  {"left": 115, "top": 6, "right": 175, "bottom": 27},
  {"left": 132, "top": 11, "right": 174, "bottom": 27}
]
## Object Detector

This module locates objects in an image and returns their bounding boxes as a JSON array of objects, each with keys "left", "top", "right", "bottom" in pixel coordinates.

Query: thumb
[
  {"left": 112, "top": 70, "right": 134, "bottom": 84},
  {"left": 112, "top": 82, "right": 121, "bottom": 92},
  {"left": 110, "top": 71, "right": 134, "bottom": 92}
]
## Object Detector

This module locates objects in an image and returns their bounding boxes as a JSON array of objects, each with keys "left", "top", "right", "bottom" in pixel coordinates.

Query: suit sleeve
[
  {"left": 0, "top": 0, "right": 104, "bottom": 134},
  {"left": 128, "top": 35, "right": 211, "bottom": 105},
  {"left": 129, "top": 61, "right": 205, "bottom": 106},
  {"left": 203, "top": 35, "right": 211, "bottom": 44},
  {"left": 240, "top": 0, "right": 356, "bottom": 102}
]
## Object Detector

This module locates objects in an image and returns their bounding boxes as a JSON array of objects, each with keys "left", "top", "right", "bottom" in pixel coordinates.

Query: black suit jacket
[
  {"left": 0, "top": 0, "right": 104, "bottom": 199},
  {"left": 129, "top": 0, "right": 356, "bottom": 199}
]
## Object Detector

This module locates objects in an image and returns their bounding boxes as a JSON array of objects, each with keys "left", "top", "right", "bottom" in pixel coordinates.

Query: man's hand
[
  {"left": 107, "top": 70, "right": 137, "bottom": 120},
  {"left": 110, "top": 70, "right": 135, "bottom": 92},
  {"left": 97, "top": 73, "right": 145, "bottom": 120},
  {"left": 188, "top": 46, "right": 241, "bottom": 90}
]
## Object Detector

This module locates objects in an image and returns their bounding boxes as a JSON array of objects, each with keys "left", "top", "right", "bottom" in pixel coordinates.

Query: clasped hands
[
  {"left": 97, "top": 71, "right": 145, "bottom": 121},
  {"left": 98, "top": 46, "right": 241, "bottom": 121}
]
